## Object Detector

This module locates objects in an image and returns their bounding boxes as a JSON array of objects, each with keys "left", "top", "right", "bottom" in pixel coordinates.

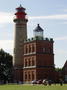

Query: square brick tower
[{"left": 23, "top": 24, "right": 55, "bottom": 83}]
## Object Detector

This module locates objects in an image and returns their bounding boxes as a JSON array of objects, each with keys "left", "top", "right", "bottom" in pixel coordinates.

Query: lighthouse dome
[{"left": 33, "top": 24, "right": 44, "bottom": 38}]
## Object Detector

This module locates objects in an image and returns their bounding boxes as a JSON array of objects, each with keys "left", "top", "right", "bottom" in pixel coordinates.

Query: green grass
[{"left": 0, "top": 84, "right": 67, "bottom": 90}]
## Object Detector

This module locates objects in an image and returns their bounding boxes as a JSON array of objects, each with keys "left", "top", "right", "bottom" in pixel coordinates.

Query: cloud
[
  {"left": 0, "top": 36, "right": 67, "bottom": 54},
  {"left": 0, "top": 40, "right": 13, "bottom": 54},
  {"left": 1, "top": 12, "right": 67, "bottom": 23},
  {"left": 54, "top": 36, "right": 67, "bottom": 41},
  {"left": 55, "top": 49, "right": 67, "bottom": 54},
  {"left": 63, "top": 9, "right": 67, "bottom": 12},
  {"left": 29, "top": 14, "right": 67, "bottom": 20},
  {"left": 0, "top": 12, "right": 13, "bottom": 23}
]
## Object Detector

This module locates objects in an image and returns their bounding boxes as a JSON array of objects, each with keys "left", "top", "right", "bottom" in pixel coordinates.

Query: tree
[
  {"left": 55, "top": 67, "right": 62, "bottom": 72},
  {"left": 0, "top": 49, "right": 13, "bottom": 83}
]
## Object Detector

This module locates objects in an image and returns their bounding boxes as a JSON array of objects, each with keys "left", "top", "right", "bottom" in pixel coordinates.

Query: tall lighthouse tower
[{"left": 13, "top": 5, "right": 28, "bottom": 82}]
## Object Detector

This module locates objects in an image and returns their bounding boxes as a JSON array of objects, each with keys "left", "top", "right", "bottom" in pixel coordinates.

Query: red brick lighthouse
[{"left": 13, "top": 5, "right": 28, "bottom": 82}]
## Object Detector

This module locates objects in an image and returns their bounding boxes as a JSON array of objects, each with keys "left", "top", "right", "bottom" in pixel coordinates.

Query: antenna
[
  {"left": 20, "top": 4, "right": 22, "bottom": 7},
  {"left": 19, "top": 0, "right": 24, "bottom": 6}
]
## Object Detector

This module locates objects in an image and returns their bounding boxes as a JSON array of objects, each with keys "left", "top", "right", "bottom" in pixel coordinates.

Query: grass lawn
[{"left": 0, "top": 84, "right": 67, "bottom": 90}]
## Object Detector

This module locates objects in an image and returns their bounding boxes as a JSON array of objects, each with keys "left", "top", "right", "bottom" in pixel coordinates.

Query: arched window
[
  {"left": 25, "top": 60, "right": 27, "bottom": 67},
  {"left": 25, "top": 46, "right": 27, "bottom": 54},
  {"left": 29, "top": 45, "right": 31, "bottom": 53},
  {"left": 32, "top": 44, "right": 35, "bottom": 52},
  {"left": 28, "top": 58, "right": 31, "bottom": 66},
  {"left": 28, "top": 72, "right": 31, "bottom": 80},
  {"left": 25, "top": 72, "right": 27, "bottom": 80},
  {"left": 43, "top": 48, "right": 46, "bottom": 53},
  {"left": 32, "top": 71, "right": 35, "bottom": 80},
  {"left": 32, "top": 60, "right": 35, "bottom": 66},
  {"left": 32, "top": 57, "right": 35, "bottom": 66},
  {"left": 49, "top": 48, "right": 52, "bottom": 53}
]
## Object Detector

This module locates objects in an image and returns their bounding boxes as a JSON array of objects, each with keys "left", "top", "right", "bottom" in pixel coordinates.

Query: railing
[
  {"left": 23, "top": 66, "right": 36, "bottom": 69},
  {"left": 24, "top": 52, "right": 36, "bottom": 55},
  {"left": 24, "top": 37, "right": 53, "bottom": 43}
]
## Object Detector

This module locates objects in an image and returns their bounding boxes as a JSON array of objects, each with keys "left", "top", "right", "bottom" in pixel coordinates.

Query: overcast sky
[{"left": 0, "top": 0, "right": 67, "bottom": 68}]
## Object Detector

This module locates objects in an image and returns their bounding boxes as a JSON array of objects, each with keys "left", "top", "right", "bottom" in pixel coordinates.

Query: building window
[
  {"left": 50, "top": 48, "right": 52, "bottom": 53},
  {"left": 43, "top": 48, "right": 46, "bottom": 53},
  {"left": 25, "top": 59, "right": 27, "bottom": 67},
  {"left": 32, "top": 44, "right": 35, "bottom": 52},
  {"left": 32, "top": 60, "right": 35, "bottom": 66},
  {"left": 25, "top": 72, "right": 27, "bottom": 80},
  {"left": 29, "top": 45, "right": 31, "bottom": 53},
  {"left": 43, "top": 48, "right": 52, "bottom": 53},
  {"left": 28, "top": 58, "right": 31, "bottom": 66},
  {"left": 32, "top": 71, "right": 35, "bottom": 80},
  {"left": 32, "top": 57, "right": 35, "bottom": 66},
  {"left": 28, "top": 72, "right": 31, "bottom": 80},
  {"left": 65, "top": 67, "right": 67, "bottom": 71},
  {"left": 65, "top": 75, "right": 67, "bottom": 81},
  {"left": 25, "top": 46, "right": 27, "bottom": 54}
]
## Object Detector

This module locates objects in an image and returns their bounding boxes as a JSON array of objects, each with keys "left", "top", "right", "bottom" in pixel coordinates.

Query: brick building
[
  {"left": 23, "top": 24, "right": 55, "bottom": 83},
  {"left": 13, "top": 5, "right": 57, "bottom": 83},
  {"left": 62, "top": 60, "right": 67, "bottom": 82}
]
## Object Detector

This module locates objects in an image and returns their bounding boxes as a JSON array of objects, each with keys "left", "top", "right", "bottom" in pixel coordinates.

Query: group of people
[
  {"left": 32, "top": 79, "right": 63, "bottom": 86},
  {"left": 32, "top": 79, "right": 52, "bottom": 86}
]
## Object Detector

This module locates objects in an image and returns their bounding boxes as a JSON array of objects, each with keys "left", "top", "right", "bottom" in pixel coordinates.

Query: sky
[{"left": 0, "top": 0, "right": 67, "bottom": 68}]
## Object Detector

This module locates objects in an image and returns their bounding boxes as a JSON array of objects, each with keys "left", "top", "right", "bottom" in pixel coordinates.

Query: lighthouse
[{"left": 13, "top": 5, "right": 28, "bottom": 82}]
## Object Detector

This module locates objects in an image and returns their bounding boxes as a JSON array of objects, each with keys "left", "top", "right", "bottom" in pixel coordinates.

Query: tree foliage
[
  {"left": 0, "top": 49, "right": 13, "bottom": 83},
  {"left": 55, "top": 67, "right": 62, "bottom": 72}
]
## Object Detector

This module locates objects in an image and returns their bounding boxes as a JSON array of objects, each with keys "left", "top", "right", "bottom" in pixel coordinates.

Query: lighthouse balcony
[{"left": 13, "top": 15, "right": 28, "bottom": 21}]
